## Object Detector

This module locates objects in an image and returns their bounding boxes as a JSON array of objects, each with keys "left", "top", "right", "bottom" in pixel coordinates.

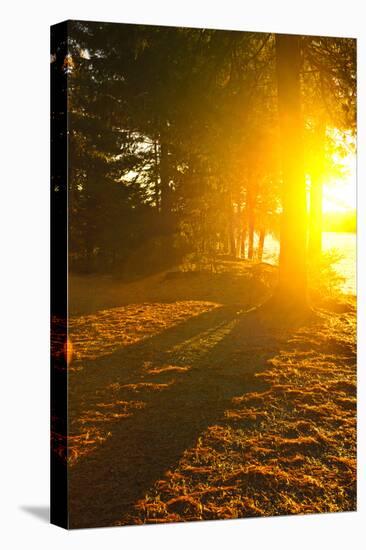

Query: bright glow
[
  {"left": 323, "top": 152, "right": 356, "bottom": 213},
  {"left": 323, "top": 130, "right": 356, "bottom": 214}
]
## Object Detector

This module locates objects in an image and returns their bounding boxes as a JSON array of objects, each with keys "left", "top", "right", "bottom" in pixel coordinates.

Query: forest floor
[{"left": 64, "top": 259, "right": 356, "bottom": 528}]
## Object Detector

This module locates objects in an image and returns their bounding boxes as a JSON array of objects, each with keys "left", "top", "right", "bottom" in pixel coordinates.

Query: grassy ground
[{"left": 62, "top": 260, "right": 356, "bottom": 528}]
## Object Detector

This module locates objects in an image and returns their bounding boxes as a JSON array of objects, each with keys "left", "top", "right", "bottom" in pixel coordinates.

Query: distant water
[{"left": 261, "top": 232, "right": 356, "bottom": 296}]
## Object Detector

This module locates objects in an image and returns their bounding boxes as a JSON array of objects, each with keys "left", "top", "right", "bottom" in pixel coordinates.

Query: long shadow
[
  {"left": 68, "top": 305, "right": 242, "bottom": 401},
  {"left": 68, "top": 307, "right": 306, "bottom": 529}
]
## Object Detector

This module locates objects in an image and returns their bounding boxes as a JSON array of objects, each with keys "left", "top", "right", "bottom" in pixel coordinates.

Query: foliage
[
  {"left": 308, "top": 249, "right": 346, "bottom": 297},
  {"left": 50, "top": 23, "right": 356, "bottom": 286}
]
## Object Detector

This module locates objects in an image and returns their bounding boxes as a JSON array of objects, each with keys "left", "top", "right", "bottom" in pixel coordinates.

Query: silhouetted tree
[{"left": 275, "top": 34, "right": 308, "bottom": 306}]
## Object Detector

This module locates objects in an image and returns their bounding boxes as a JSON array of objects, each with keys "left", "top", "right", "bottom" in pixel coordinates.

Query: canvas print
[{"left": 51, "top": 20, "right": 357, "bottom": 529}]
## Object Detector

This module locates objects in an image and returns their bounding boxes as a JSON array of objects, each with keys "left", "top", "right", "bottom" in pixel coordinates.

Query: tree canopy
[{"left": 54, "top": 22, "right": 355, "bottom": 299}]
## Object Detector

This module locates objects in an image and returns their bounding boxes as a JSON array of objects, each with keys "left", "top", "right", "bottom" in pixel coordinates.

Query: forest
[
  {"left": 51, "top": 21, "right": 356, "bottom": 528},
  {"left": 64, "top": 23, "right": 355, "bottom": 298}
]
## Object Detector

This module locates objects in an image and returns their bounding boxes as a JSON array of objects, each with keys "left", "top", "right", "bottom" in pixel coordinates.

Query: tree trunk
[
  {"left": 154, "top": 139, "right": 161, "bottom": 211},
  {"left": 257, "top": 227, "right": 266, "bottom": 261},
  {"left": 228, "top": 225, "right": 236, "bottom": 258},
  {"left": 240, "top": 226, "right": 246, "bottom": 258},
  {"left": 238, "top": 205, "right": 246, "bottom": 258},
  {"left": 228, "top": 196, "right": 236, "bottom": 258},
  {"left": 275, "top": 34, "right": 308, "bottom": 306},
  {"left": 159, "top": 141, "right": 171, "bottom": 217},
  {"left": 309, "top": 175, "right": 323, "bottom": 258},
  {"left": 309, "top": 123, "right": 325, "bottom": 259},
  {"left": 247, "top": 186, "right": 255, "bottom": 260}
]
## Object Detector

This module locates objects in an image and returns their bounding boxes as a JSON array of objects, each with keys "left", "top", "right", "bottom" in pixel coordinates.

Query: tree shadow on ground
[{"left": 67, "top": 305, "right": 309, "bottom": 528}]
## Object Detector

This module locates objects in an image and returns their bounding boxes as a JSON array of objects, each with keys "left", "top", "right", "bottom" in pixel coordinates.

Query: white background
[{"left": 1, "top": 0, "right": 365, "bottom": 548}]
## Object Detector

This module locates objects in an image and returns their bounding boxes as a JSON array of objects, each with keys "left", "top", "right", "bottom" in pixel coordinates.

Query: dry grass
[
  {"left": 58, "top": 261, "right": 356, "bottom": 528},
  {"left": 69, "top": 301, "right": 219, "bottom": 365},
  {"left": 125, "top": 307, "right": 356, "bottom": 524}
]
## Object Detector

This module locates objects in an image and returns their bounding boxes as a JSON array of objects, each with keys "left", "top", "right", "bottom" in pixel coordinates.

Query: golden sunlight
[
  {"left": 323, "top": 129, "right": 356, "bottom": 213},
  {"left": 51, "top": 24, "right": 357, "bottom": 528},
  {"left": 323, "top": 154, "right": 356, "bottom": 213}
]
